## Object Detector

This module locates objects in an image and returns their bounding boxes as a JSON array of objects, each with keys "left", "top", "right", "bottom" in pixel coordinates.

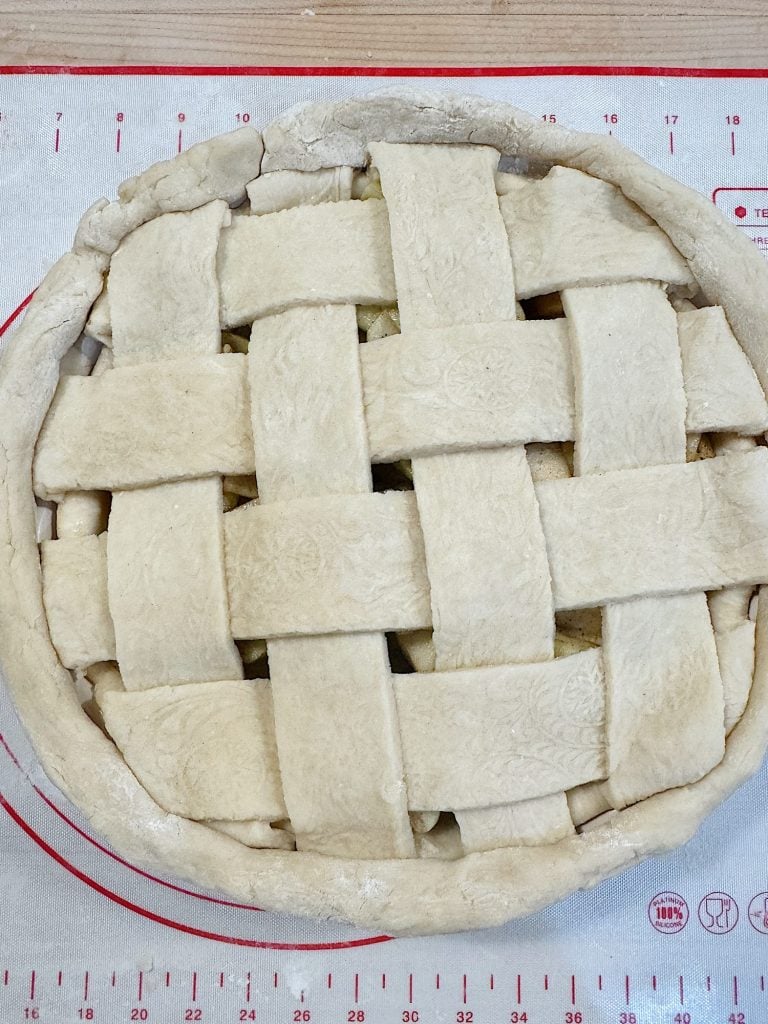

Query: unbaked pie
[{"left": 3, "top": 90, "right": 768, "bottom": 934}]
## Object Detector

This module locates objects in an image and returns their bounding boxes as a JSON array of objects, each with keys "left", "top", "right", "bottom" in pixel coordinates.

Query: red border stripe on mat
[{"left": 1, "top": 65, "right": 768, "bottom": 78}]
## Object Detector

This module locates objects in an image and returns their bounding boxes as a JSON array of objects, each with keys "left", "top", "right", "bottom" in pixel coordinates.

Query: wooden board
[{"left": 0, "top": 6, "right": 764, "bottom": 68}]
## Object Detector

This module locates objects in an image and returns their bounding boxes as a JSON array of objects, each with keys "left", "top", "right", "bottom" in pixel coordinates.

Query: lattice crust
[
  {"left": 2, "top": 92, "right": 767, "bottom": 932},
  {"left": 33, "top": 134, "right": 768, "bottom": 859}
]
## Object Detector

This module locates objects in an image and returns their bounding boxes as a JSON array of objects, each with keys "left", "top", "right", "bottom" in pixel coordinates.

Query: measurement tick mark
[
  {"left": 381, "top": 973, "right": 386, "bottom": 990},
  {"left": 669, "top": 130, "right": 675, "bottom": 155},
  {"left": 219, "top": 973, "right": 224, "bottom": 988},
  {"left": 54, "top": 127, "right": 60, "bottom": 153},
  {"left": 679, "top": 975, "right": 684, "bottom": 1005},
  {"left": 652, "top": 975, "right": 657, "bottom": 992},
  {"left": 408, "top": 973, "right": 414, "bottom": 1003},
  {"left": 57, "top": 970, "right": 62, "bottom": 987},
  {"left": 192, "top": 971, "right": 198, "bottom": 1002},
  {"left": 570, "top": 975, "right": 576, "bottom": 1006},
  {"left": 246, "top": 972, "right": 251, "bottom": 1003},
  {"left": 490, "top": 974, "right": 494, "bottom": 991},
  {"left": 462, "top": 974, "right": 467, "bottom": 1005},
  {"left": 354, "top": 973, "right": 359, "bottom": 1003},
  {"left": 29, "top": 970, "right": 36, "bottom": 1001},
  {"left": 734, "top": 975, "right": 739, "bottom": 1006},
  {"left": 435, "top": 974, "right": 440, "bottom": 991},
  {"left": 516, "top": 974, "right": 522, "bottom": 1004},
  {"left": 327, "top": 973, "right": 332, "bottom": 990},
  {"left": 544, "top": 974, "right": 549, "bottom": 992},
  {"left": 116, "top": 127, "right": 122, "bottom": 153},
  {"left": 83, "top": 971, "right": 88, "bottom": 1000},
  {"left": 730, "top": 130, "right": 736, "bottom": 156},
  {"left": 706, "top": 976, "right": 711, "bottom": 992},
  {"left": 2, "top": 970, "right": 8, "bottom": 986},
  {"left": 138, "top": 970, "right": 144, "bottom": 1002},
  {"left": 177, "top": 128, "right": 183, "bottom": 154},
  {"left": 625, "top": 975, "right": 630, "bottom": 1005}
]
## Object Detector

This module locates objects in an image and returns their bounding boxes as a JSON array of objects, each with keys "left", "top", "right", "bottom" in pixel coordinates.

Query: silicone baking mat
[{"left": 2, "top": 67, "right": 768, "bottom": 1023}]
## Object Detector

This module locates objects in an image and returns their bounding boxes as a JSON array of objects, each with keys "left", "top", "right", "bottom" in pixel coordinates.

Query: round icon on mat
[
  {"left": 698, "top": 891, "right": 738, "bottom": 934},
  {"left": 747, "top": 892, "right": 768, "bottom": 934},
  {"left": 648, "top": 891, "right": 689, "bottom": 934}
]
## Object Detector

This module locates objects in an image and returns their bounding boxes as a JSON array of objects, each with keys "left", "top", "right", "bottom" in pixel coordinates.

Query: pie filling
[{"left": 32, "top": 143, "right": 768, "bottom": 861}]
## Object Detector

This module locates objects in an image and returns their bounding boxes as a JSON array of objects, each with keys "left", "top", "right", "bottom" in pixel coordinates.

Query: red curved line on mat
[
  {"left": 34, "top": 784, "right": 268, "bottom": 913},
  {"left": 0, "top": 730, "right": 265, "bottom": 913},
  {"left": 0, "top": 291, "right": 35, "bottom": 336},
  {"left": 0, "top": 787, "right": 392, "bottom": 950},
  {"left": 0, "top": 731, "right": 22, "bottom": 769}
]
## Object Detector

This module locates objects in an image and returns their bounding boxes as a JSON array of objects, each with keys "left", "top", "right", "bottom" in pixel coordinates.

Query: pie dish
[{"left": 2, "top": 89, "right": 768, "bottom": 935}]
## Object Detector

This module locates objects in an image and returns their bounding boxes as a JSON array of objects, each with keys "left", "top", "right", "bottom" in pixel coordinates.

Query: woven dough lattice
[
  {"left": 3, "top": 92, "right": 768, "bottom": 933},
  {"left": 34, "top": 137, "right": 768, "bottom": 862}
]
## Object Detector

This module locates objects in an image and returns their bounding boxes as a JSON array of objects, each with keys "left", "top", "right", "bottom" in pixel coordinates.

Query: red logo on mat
[{"left": 648, "top": 892, "right": 689, "bottom": 934}]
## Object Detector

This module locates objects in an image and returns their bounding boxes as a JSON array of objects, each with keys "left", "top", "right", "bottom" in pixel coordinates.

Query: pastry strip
[
  {"left": 679, "top": 306, "right": 768, "bottom": 434},
  {"left": 248, "top": 304, "right": 415, "bottom": 859},
  {"left": 108, "top": 201, "right": 227, "bottom": 367},
  {"left": 246, "top": 166, "right": 353, "bottom": 214},
  {"left": 108, "top": 478, "right": 241, "bottom": 689},
  {"left": 563, "top": 280, "right": 724, "bottom": 810},
  {"left": 371, "top": 141, "right": 563, "bottom": 849},
  {"left": 101, "top": 680, "right": 285, "bottom": 821},
  {"left": 218, "top": 200, "right": 396, "bottom": 327},
  {"left": 225, "top": 491, "right": 430, "bottom": 638},
  {"left": 34, "top": 355, "right": 253, "bottom": 496},
  {"left": 394, "top": 649, "right": 605, "bottom": 811},
  {"left": 457, "top": 794, "right": 574, "bottom": 852},
  {"left": 41, "top": 534, "right": 115, "bottom": 669},
  {"left": 107, "top": 202, "right": 242, "bottom": 689},
  {"left": 411, "top": 449, "right": 554, "bottom": 669},
  {"left": 361, "top": 318, "right": 573, "bottom": 461},
  {"left": 566, "top": 282, "right": 686, "bottom": 475},
  {"left": 498, "top": 165, "right": 695, "bottom": 298},
  {"left": 538, "top": 448, "right": 768, "bottom": 609}
]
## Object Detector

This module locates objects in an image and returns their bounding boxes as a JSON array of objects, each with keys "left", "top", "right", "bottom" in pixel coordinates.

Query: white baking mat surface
[{"left": 1, "top": 69, "right": 768, "bottom": 1022}]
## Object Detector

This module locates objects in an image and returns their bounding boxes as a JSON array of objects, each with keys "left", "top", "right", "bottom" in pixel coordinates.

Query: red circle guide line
[
  {"left": 0, "top": 291, "right": 34, "bottom": 337},
  {"left": 1, "top": 64, "right": 768, "bottom": 77},
  {"left": 0, "top": 732, "right": 391, "bottom": 950},
  {"left": 0, "top": 785, "right": 391, "bottom": 951},
  {"left": 34, "top": 780, "right": 266, "bottom": 914},
  {"left": 0, "top": 728, "right": 262, "bottom": 913}
]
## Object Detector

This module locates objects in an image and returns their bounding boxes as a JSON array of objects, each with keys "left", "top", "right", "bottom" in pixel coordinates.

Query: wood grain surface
[{"left": 0, "top": 1, "right": 765, "bottom": 68}]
